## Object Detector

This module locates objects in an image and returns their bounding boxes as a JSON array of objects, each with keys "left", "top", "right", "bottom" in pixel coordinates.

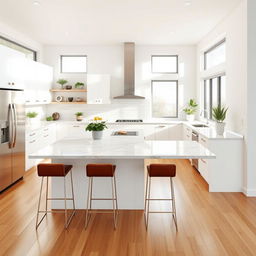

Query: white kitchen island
[{"left": 29, "top": 137, "right": 215, "bottom": 209}]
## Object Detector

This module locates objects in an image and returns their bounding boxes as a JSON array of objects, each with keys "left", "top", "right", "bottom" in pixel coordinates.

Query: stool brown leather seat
[
  {"left": 144, "top": 164, "right": 178, "bottom": 231},
  {"left": 36, "top": 163, "right": 75, "bottom": 229},
  {"left": 85, "top": 164, "right": 118, "bottom": 229}
]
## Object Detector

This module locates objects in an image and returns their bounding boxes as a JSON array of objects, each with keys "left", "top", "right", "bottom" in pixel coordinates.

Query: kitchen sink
[{"left": 192, "top": 124, "right": 209, "bottom": 128}]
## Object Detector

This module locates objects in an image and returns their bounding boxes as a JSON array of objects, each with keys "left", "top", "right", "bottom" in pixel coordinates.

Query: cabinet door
[
  {"left": 0, "top": 45, "right": 26, "bottom": 89},
  {"left": 87, "top": 74, "right": 110, "bottom": 104},
  {"left": 154, "top": 125, "right": 170, "bottom": 140}
]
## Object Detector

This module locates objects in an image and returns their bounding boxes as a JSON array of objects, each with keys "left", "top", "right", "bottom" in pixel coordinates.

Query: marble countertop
[
  {"left": 26, "top": 120, "right": 243, "bottom": 140},
  {"left": 29, "top": 138, "right": 216, "bottom": 160}
]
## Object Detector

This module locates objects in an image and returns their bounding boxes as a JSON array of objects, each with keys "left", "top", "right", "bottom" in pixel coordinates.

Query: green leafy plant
[
  {"left": 46, "top": 116, "right": 53, "bottom": 121},
  {"left": 57, "top": 79, "right": 68, "bottom": 89},
  {"left": 75, "top": 82, "right": 85, "bottom": 88},
  {"left": 26, "top": 112, "right": 38, "bottom": 118},
  {"left": 75, "top": 112, "right": 83, "bottom": 116},
  {"left": 183, "top": 99, "right": 198, "bottom": 115},
  {"left": 212, "top": 106, "right": 228, "bottom": 122},
  {"left": 85, "top": 122, "right": 107, "bottom": 131}
]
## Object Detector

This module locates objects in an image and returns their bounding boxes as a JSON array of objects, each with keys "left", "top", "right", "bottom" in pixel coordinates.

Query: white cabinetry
[
  {"left": 26, "top": 124, "right": 56, "bottom": 170},
  {"left": 0, "top": 44, "right": 26, "bottom": 89},
  {"left": 87, "top": 74, "right": 110, "bottom": 104},
  {"left": 183, "top": 125, "right": 192, "bottom": 141},
  {"left": 24, "top": 60, "right": 53, "bottom": 105}
]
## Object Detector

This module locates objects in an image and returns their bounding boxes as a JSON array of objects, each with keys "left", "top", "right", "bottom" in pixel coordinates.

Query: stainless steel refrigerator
[{"left": 0, "top": 88, "right": 25, "bottom": 192}]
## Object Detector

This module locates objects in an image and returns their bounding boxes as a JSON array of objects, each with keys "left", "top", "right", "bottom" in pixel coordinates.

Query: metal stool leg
[
  {"left": 112, "top": 175, "right": 118, "bottom": 229},
  {"left": 145, "top": 176, "right": 151, "bottom": 230},
  {"left": 85, "top": 177, "right": 92, "bottom": 229},
  {"left": 36, "top": 177, "right": 46, "bottom": 229},
  {"left": 70, "top": 170, "right": 76, "bottom": 212},
  {"left": 170, "top": 177, "right": 178, "bottom": 231},
  {"left": 144, "top": 172, "right": 149, "bottom": 228},
  {"left": 64, "top": 176, "right": 68, "bottom": 228},
  {"left": 113, "top": 174, "right": 118, "bottom": 219}
]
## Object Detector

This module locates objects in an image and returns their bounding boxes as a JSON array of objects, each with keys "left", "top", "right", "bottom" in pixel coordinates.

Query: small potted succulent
[
  {"left": 26, "top": 111, "right": 38, "bottom": 124},
  {"left": 57, "top": 79, "right": 68, "bottom": 89},
  {"left": 46, "top": 116, "right": 53, "bottom": 121},
  {"left": 75, "top": 112, "right": 83, "bottom": 121},
  {"left": 183, "top": 99, "right": 198, "bottom": 122},
  {"left": 212, "top": 106, "right": 228, "bottom": 135},
  {"left": 75, "top": 82, "right": 85, "bottom": 89},
  {"left": 85, "top": 120, "right": 107, "bottom": 140}
]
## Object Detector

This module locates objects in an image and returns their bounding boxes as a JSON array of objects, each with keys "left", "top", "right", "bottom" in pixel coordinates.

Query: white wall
[
  {"left": 197, "top": 0, "right": 247, "bottom": 134},
  {"left": 43, "top": 44, "right": 196, "bottom": 121},
  {"left": 0, "top": 20, "right": 43, "bottom": 61}
]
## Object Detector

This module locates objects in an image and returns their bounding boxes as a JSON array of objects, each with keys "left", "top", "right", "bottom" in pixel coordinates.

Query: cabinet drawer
[
  {"left": 199, "top": 135, "right": 208, "bottom": 147},
  {"left": 199, "top": 158, "right": 209, "bottom": 183},
  {"left": 183, "top": 126, "right": 192, "bottom": 140}
]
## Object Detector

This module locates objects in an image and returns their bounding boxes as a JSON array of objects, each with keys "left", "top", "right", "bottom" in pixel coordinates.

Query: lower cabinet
[{"left": 25, "top": 124, "right": 56, "bottom": 171}]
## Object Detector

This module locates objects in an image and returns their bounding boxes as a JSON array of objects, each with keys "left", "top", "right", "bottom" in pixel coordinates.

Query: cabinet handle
[
  {"left": 12, "top": 82, "right": 15, "bottom": 85},
  {"left": 44, "top": 128, "right": 49, "bottom": 131},
  {"left": 201, "top": 138, "right": 206, "bottom": 143},
  {"left": 29, "top": 139, "right": 36, "bottom": 143},
  {"left": 43, "top": 134, "right": 49, "bottom": 138},
  {"left": 156, "top": 125, "right": 166, "bottom": 128},
  {"left": 36, "top": 100, "right": 40, "bottom": 102},
  {"left": 186, "top": 128, "right": 190, "bottom": 132},
  {"left": 200, "top": 159, "right": 207, "bottom": 164},
  {"left": 73, "top": 125, "right": 80, "bottom": 127},
  {"left": 29, "top": 133, "right": 36, "bottom": 136},
  {"left": 8, "top": 82, "right": 11, "bottom": 85},
  {"left": 186, "top": 135, "right": 190, "bottom": 138}
]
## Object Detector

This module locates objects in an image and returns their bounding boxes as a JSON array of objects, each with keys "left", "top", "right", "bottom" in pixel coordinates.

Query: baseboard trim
[{"left": 242, "top": 187, "right": 256, "bottom": 197}]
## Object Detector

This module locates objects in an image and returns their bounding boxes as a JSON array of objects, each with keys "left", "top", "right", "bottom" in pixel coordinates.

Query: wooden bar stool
[
  {"left": 85, "top": 164, "right": 118, "bottom": 230},
  {"left": 144, "top": 164, "right": 178, "bottom": 231},
  {"left": 36, "top": 163, "right": 76, "bottom": 229}
]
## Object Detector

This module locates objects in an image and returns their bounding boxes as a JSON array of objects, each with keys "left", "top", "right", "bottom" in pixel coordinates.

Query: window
[
  {"left": 0, "top": 36, "right": 37, "bottom": 61},
  {"left": 203, "top": 74, "right": 226, "bottom": 119},
  {"left": 152, "top": 80, "right": 178, "bottom": 118},
  {"left": 61, "top": 55, "right": 87, "bottom": 73},
  {"left": 204, "top": 39, "right": 226, "bottom": 70},
  {"left": 151, "top": 55, "right": 178, "bottom": 73}
]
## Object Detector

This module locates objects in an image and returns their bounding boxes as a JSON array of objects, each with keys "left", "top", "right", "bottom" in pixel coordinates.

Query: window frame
[
  {"left": 204, "top": 38, "right": 226, "bottom": 70},
  {"left": 60, "top": 55, "right": 87, "bottom": 74},
  {"left": 151, "top": 55, "right": 179, "bottom": 74},
  {"left": 203, "top": 74, "right": 225, "bottom": 119},
  {"left": 0, "top": 35, "right": 37, "bottom": 61},
  {"left": 151, "top": 80, "right": 179, "bottom": 118}
]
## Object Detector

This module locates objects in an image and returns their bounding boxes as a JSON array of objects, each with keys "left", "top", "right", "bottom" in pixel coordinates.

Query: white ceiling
[{"left": 0, "top": 0, "right": 242, "bottom": 45}]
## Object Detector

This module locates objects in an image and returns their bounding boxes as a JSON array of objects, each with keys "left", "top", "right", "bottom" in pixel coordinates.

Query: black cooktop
[{"left": 115, "top": 119, "right": 143, "bottom": 123}]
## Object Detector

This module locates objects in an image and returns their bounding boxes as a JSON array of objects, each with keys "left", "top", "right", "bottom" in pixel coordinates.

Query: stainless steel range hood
[{"left": 114, "top": 42, "right": 145, "bottom": 99}]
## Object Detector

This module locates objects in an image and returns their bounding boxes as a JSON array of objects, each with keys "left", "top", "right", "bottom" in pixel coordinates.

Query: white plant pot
[
  {"left": 186, "top": 114, "right": 195, "bottom": 122},
  {"left": 92, "top": 131, "right": 103, "bottom": 140},
  {"left": 215, "top": 122, "right": 225, "bottom": 135}
]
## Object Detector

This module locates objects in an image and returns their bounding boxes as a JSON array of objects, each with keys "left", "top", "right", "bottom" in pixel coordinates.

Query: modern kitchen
[{"left": 0, "top": 0, "right": 256, "bottom": 255}]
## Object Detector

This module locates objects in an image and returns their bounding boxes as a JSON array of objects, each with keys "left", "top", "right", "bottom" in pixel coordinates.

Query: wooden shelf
[
  {"left": 50, "top": 89, "right": 87, "bottom": 92},
  {"left": 50, "top": 101, "right": 87, "bottom": 104}
]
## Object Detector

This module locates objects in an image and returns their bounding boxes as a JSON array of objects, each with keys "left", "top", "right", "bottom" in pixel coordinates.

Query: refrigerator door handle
[
  {"left": 12, "top": 104, "right": 17, "bottom": 148},
  {"left": 7, "top": 104, "right": 13, "bottom": 149}
]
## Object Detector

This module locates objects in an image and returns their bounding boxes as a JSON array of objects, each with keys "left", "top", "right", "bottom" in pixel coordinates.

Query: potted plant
[
  {"left": 85, "top": 121, "right": 107, "bottom": 140},
  {"left": 75, "top": 82, "right": 85, "bottom": 89},
  {"left": 57, "top": 79, "right": 68, "bottom": 89},
  {"left": 212, "top": 106, "right": 228, "bottom": 135},
  {"left": 183, "top": 99, "right": 198, "bottom": 122},
  {"left": 46, "top": 116, "right": 53, "bottom": 121},
  {"left": 26, "top": 111, "right": 38, "bottom": 124},
  {"left": 75, "top": 112, "right": 83, "bottom": 121}
]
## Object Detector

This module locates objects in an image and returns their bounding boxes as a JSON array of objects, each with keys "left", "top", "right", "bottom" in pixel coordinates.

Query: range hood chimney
[{"left": 114, "top": 42, "right": 145, "bottom": 99}]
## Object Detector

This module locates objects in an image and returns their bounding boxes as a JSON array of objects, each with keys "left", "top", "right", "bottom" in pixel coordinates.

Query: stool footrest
[
  {"left": 87, "top": 210, "right": 118, "bottom": 214},
  {"left": 148, "top": 211, "right": 175, "bottom": 214},
  {"left": 145, "top": 198, "right": 173, "bottom": 201},
  {"left": 91, "top": 198, "right": 117, "bottom": 201},
  {"left": 47, "top": 198, "right": 74, "bottom": 200}
]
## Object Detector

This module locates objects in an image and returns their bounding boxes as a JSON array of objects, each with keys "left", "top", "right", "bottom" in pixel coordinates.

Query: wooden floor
[{"left": 1, "top": 159, "right": 256, "bottom": 256}]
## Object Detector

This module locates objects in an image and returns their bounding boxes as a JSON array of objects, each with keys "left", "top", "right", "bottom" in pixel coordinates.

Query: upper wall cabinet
[
  {"left": 0, "top": 44, "right": 26, "bottom": 90},
  {"left": 87, "top": 74, "right": 111, "bottom": 104},
  {"left": 24, "top": 60, "right": 53, "bottom": 105}
]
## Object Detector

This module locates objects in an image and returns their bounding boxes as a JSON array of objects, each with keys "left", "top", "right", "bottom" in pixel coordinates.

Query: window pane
[
  {"left": 152, "top": 81, "right": 178, "bottom": 118},
  {"left": 205, "top": 40, "right": 226, "bottom": 69},
  {"left": 221, "top": 76, "right": 226, "bottom": 106},
  {"left": 212, "top": 78, "right": 218, "bottom": 108},
  {"left": 204, "top": 80, "right": 211, "bottom": 119},
  {"left": 61, "top": 55, "right": 87, "bottom": 73},
  {"left": 152, "top": 56, "right": 178, "bottom": 73}
]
